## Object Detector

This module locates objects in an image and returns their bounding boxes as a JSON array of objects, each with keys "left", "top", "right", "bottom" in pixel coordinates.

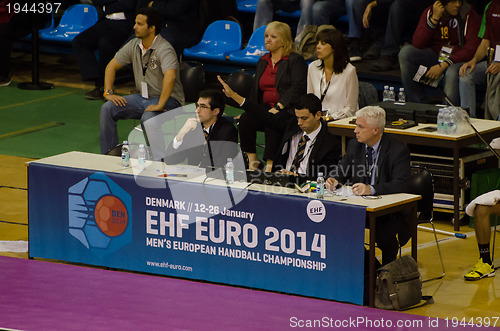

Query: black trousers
[
  {"left": 369, "top": 211, "right": 411, "bottom": 266},
  {"left": 72, "top": 18, "right": 132, "bottom": 83},
  {"left": 0, "top": 13, "right": 42, "bottom": 78},
  {"left": 239, "top": 109, "right": 291, "bottom": 161}
]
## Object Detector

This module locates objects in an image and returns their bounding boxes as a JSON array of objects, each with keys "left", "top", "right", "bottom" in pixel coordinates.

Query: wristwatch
[{"left": 103, "top": 89, "right": 114, "bottom": 97}]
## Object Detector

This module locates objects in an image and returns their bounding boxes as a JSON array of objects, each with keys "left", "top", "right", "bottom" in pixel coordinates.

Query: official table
[
  {"left": 328, "top": 116, "right": 500, "bottom": 231},
  {"left": 28, "top": 152, "right": 419, "bottom": 307}
]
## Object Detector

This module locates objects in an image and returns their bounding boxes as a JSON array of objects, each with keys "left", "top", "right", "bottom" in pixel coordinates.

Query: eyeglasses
[{"left": 196, "top": 103, "right": 211, "bottom": 110}]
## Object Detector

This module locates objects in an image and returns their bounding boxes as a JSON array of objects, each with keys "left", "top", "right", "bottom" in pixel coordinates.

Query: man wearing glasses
[{"left": 165, "top": 90, "right": 238, "bottom": 169}]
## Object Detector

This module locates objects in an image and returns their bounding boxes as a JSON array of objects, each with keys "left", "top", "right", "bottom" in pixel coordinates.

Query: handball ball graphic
[
  {"left": 68, "top": 172, "right": 132, "bottom": 255},
  {"left": 94, "top": 195, "right": 128, "bottom": 237}
]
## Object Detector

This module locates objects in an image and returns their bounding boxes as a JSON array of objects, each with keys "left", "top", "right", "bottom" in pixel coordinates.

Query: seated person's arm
[
  {"left": 164, "top": 118, "right": 198, "bottom": 165},
  {"left": 104, "top": 59, "right": 127, "bottom": 107},
  {"left": 146, "top": 68, "right": 176, "bottom": 112},
  {"left": 218, "top": 75, "right": 287, "bottom": 132},
  {"left": 325, "top": 177, "right": 339, "bottom": 190},
  {"left": 174, "top": 118, "right": 198, "bottom": 146}
]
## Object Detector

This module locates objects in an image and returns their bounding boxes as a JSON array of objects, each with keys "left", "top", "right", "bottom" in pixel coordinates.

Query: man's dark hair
[
  {"left": 440, "top": 0, "right": 463, "bottom": 6},
  {"left": 199, "top": 89, "right": 225, "bottom": 118},
  {"left": 136, "top": 7, "right": 162, "bottom": 35},
  {"left": 295, "top": 94, "right": 322, "bottom": 115}
]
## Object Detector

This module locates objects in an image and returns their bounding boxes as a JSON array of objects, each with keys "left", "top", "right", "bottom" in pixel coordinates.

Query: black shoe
[
  {"left": 370, "top": 55, "right": 397, "bottom": 71},
  {"left": 85, "top": 87, "right": 104, "bottom": 100},
  {"left": 0, "top": 75, "right": 11, "bottom": 86},
  {"left": 363, "top": 47, "right": 381, "bottom": 61},
  {"left": 349, "top": 47, "right": 362, "bottom": 62}
]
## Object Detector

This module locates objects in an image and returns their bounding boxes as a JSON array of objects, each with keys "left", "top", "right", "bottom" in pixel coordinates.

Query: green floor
[{"left": 0, "top": 83, "right": 252, "bottom": 159}]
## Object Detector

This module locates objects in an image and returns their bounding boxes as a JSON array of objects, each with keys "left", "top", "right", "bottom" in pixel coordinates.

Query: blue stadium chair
[
  {"left": 183, "top": 20, "right": 242, "bottom": 62},
  {"left": 236, "top": 0, "right": 257, "bottom": 13},
  {"left": 277, "top": 9, "right": 301, "bottom": 18},
  {"left": 228, "top": 25, "right": 267, "bottom": 65},
  {"left": 40, "top": 4, "right": 98, "bottom": 42},
  {"left": 21, "top": 11, "right": 55, "bottom": 41}
]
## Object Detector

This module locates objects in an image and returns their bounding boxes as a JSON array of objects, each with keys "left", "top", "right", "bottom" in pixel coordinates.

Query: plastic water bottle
[
  {"left": 137, "top": 144, "right": 146, "bottom": 170},
  {"left": 388, "top": 86, "right": 396, "bottom": 102},
  {"left": 397, "top": 88, "right": 406, "bottom": 103},
  {"left": 437, "top": 108, "right": 445, "bottom": 134},
  {"left": 316, "top": 172, "right": 325, "bottom": 199},
  {"left": 442, "top": 107, "right": 451, "bottom": 135},
  {"left": 382, "top": 85, "right": 390, "bottom": 102},
  {"left": 448, "top": 107, "right": 457, "bottom": 134},
  {"left": 225, "top": 158, "right": 234, "bottom": 184},
  {"left": 121, "top": 141, "right": 130, "bottom": 167}
]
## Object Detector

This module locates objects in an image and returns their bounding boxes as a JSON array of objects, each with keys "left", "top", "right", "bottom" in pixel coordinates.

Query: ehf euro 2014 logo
[
  {"left": 68, "top": 172, "right": 132, "bottom": 255},
  {"left": 307, "top": 200, "right": 326, "bottom": 223}
]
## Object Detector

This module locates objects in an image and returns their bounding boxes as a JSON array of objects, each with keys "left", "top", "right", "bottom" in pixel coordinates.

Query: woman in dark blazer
[{"left": 238, "top": 21, "right": 307, "bottom": 171}]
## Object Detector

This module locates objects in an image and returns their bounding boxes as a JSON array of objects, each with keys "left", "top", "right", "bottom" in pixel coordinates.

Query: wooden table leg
[
  {"left": 453, "top": 145, "right": 460, "bottom": 231},
  {"left": 369, "top": 214, "right": 376, "bottom": 307},
  {"left": 411, "top": 202, "right": 418, "bottom": 262}
]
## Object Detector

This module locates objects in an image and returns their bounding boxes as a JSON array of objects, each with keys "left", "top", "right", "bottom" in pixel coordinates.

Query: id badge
[
  {"left": 141, "top": 81, "right": 149, "bottom": 99},
  {"left": 438, "top": 46, "right": 453, "bottom": 63}
]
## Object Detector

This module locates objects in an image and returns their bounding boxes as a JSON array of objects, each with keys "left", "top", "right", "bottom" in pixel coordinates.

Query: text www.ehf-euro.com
[{"left": 146, "top": 260, "right": 193, "bottom": 272}]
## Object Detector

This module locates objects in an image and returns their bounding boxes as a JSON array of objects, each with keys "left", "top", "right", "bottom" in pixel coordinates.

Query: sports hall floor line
[
  {"left": 0, "top": 122, "right": 65, "bottom": 140},
  {"left": 0, "top": 91, "right": 73, "bottom": 110},
  {"left": 0, "top": 220, "right": 27, "bottom": 226}
]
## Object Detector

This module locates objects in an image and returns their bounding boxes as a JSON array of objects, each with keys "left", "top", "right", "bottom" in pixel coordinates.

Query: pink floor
[{"left": 0, "top": 256, "right": 458, "bottom": 330}]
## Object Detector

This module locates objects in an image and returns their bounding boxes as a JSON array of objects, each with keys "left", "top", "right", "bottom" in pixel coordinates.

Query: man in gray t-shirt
[{"left": 100, "top": 7, "right": 185, "bottom": 157}]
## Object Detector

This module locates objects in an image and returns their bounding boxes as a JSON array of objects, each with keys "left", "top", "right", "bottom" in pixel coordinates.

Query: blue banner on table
[{"left": 29, "top": 163, "right": 366, "bottom": 305}]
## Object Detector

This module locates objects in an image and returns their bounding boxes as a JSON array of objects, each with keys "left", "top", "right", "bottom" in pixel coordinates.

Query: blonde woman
[
  {"left": 238, "top": 21, "right": 307, "bottom": 171},
  {"left": 307, "top": 28, "right": 358, "bottom": 120}
]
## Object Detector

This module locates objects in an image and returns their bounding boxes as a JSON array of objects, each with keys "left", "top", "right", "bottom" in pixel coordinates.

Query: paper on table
[
  {"left": 0, "top": 240, "right": 28, "bottom": 253},
  {"left": 335, "top": 185, "right": 354, "bottom": 197},
  {"left": 163, "top": 165, "right": 206, "bottom": 175}
]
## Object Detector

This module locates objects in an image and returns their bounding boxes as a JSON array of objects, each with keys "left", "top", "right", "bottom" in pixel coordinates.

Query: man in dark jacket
[
  {"left": 165, "top": 90, "right": 238, "bottom": 169},
  {"left": 326, "top": 105, "right": 411, "bottom": 265},
  {"left": 136, "top": 0, "right": 201, "bottom": 56}
]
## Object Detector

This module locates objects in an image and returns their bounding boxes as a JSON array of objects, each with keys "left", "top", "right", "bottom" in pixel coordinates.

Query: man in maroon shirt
[{"left": 398, "top": 0, "right": 480, "bottom": 104}]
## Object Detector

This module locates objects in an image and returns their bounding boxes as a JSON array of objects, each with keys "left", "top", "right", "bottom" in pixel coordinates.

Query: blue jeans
[
  {"left": 345, "top": 0, "right": 364, "bottom": 39},
  {"left": 100, "top": 94, "right": 181, "bottom": 157},
  {"left": 311, "top": 0, "right": 346, "bottom": 26},
  {"left": 346, "top": 0, "right": 404, "bottom": 56},
  {"left": 399, "top": 45, "right": 460, "bottom": 104},
  {"left": 253, "top": 0, "right": 315, "bottom": 36},
  {"left": 459, "top": 61, "right": 488, "bottom": 118}
]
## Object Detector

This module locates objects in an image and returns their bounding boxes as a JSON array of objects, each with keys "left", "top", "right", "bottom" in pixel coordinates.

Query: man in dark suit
[
  {"left": 326, "top": 105, "right": 411, "bottom": 264},
  {"left": 270, "top": 94, "right": 341, "bottom": 179},
  {"left": 165, "top": 90, "right": 238, "bottom": 169},
  {"left": 219, "top": 75, "right": 341, "bottom": 179}
]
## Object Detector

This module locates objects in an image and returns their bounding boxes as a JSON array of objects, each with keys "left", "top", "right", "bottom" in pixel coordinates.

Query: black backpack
[{"left": 375, "top": 255, "right": 433, "bottom": 310}]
